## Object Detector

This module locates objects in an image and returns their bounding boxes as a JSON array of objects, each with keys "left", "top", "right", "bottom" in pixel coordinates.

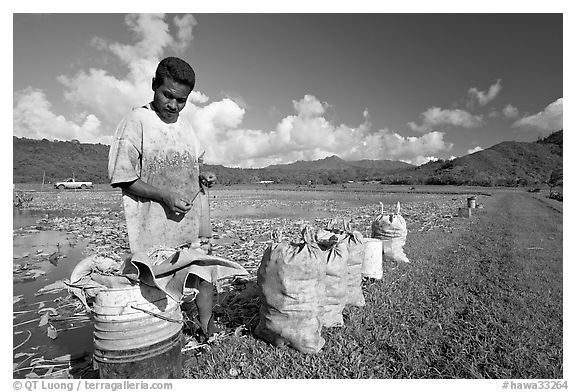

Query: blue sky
[{"left": 13, "top": 12, "right": 563, "bottom": 168}]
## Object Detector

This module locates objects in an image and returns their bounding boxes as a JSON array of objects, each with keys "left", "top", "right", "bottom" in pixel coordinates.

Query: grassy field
[
  {"left": 182, "top": 191, "right": 563, "bottom": 379},
  {"left": 12, "top": 184, "right": 563, "bottom": 379}
]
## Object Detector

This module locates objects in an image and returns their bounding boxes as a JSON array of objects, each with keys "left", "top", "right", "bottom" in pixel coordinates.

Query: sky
[{"left": 12, "top": 12, "right": 563, "bottom": 168}]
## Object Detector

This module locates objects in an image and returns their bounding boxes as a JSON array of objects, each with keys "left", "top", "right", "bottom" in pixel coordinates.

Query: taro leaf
[
  {"left": 47, "top": 325, "right": 58, "bottom": 340},
  {"left": 25, "top": 372, "right": 40, "bottom": 379},
  {"left": 38, "top": 307, "right": 58, "bottom": 316},
  {"left": 51, "top": 354, "right": 72, "bottom": 362},
  {"left": 30, "top": 357, "right": 45, "bottom": 366},
  {"left": 14, "top": 352, "right": 34, "bottom": 359},
  {"left": 39, "top": 312, "right": 50, "bottom": 327},
  {"left": 13, "top": 295, "right": 24, "bottom": 305},
  {"left": 48, "top": 252, "right": 59, "bottom": 266},
  {"left": 36, "top": 280, "right": 68, "bottom": 296}
]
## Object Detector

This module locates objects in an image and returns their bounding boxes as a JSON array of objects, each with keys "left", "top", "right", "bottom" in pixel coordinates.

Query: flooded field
[{"left": 12, "top": 184, "right": 481, "bottom": 378}]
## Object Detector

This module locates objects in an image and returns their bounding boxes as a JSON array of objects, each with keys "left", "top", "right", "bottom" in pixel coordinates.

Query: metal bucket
[
  {"left": 361, "top": 238, "right": 383, "bottom": 279},
  {"left": 92, "top": 284, "right": 183, "bottom": 379},
  {"left": 467, "top": 196, "right": 476, "bottom": 209}
]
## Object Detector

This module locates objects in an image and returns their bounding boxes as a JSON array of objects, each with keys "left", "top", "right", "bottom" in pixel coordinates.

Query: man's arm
[{"left": 119, "top": 179, "right": 192, "bottom": 214}]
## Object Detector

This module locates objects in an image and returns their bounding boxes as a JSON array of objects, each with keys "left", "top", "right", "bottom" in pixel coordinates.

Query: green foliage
[
  {"left": 13, "top": 137, "right": 109, "bottom": 183},
  {"left": 13, "top": 190, "right": 33, "bottom": 208},
  {"left": 547, "top": 168, "right": 563, "bottom": 188},
  {"left": 13, "top": 130, "right": 563, "bottom": 187},
  {"left": 545, "top": 168, "right": 563, "bottom": 198}
]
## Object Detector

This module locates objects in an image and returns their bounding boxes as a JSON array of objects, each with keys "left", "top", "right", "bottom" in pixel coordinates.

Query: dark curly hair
[{"left": 153, "top": 57, "right": 195, "bottom": 90}]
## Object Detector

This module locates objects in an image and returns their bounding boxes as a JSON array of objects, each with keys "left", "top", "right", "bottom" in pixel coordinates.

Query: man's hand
[
  {"left": 162, "top": 191, "right": 192, "bottom": 214},
  {"left": 200, "top": 172, "right": 217, "bottom": 188}
]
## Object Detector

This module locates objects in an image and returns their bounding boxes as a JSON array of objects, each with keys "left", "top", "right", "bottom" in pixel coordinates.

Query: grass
[{"left": 182, "top": 191, "right": 563, "bottom": 379}]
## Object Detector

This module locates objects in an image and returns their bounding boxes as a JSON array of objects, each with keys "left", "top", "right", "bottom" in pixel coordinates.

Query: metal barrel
[{"left": 92, "top": 284, "right": 183, "bottom": 379}]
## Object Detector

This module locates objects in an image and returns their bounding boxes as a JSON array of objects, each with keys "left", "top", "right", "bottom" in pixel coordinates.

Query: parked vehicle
[{"left": 54, "top": 178, "right": 94, "bottom": 190}]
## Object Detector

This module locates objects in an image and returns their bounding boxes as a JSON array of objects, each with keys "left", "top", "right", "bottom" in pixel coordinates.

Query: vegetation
[
  {"left": 381, "top": 131, "right": 563, "bottom": 187},
  {"left": 13, "top": 137, "right": 109, "bottom": 184},
  {"left": 13, "top": 190, "right": 33, "bottom": 208},
  {"left": 13, "top": 130, "right": 562, "bottom": 187},
  {"left": 546, "top": 168, "right": 563, "bottom": 198}
]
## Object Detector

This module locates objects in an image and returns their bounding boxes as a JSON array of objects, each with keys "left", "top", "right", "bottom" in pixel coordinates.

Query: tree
[{"left": 547, "top": 168, "right": 563, "bottom": 197}]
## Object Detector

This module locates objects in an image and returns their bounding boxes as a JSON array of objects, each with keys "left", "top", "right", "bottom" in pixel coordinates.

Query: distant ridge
[
  {"left": 13, "top": 130, "right": 562, "bottom": 186},
  {"left": 266, "top": 155, "right": 413, "bottom": 172},
  {"left": 381, "top": 130, "right": 563, "bottom": 186}
]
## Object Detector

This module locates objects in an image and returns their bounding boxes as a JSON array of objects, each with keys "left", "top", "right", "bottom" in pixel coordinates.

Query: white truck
[{"left": 54, "top": 178, "right": 94, "bottom": 190}]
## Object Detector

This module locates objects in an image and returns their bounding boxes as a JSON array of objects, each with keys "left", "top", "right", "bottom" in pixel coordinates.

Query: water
[
  {"left": 13, "top": 209, "right": 94, "bottom": 375},
  {"left": 211, "top": 205, "right": 331, "bottom": 219},
  {"left": 13, "top": 208, "right": 45, "bottom": 230}
]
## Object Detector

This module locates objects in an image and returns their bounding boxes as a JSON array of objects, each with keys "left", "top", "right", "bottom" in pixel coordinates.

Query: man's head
[{"left": 151, "top": 57, "right": 195, "bottom": 124}]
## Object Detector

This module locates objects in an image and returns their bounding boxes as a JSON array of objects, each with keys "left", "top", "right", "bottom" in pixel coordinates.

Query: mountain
[
  {"left": 12, "top": 138, "right": 414, "bottom": 185},
  {"left": 267, "top": 155, "right": 413, "bottom": 172},
  {"left": 382, "top": 130, "right": 563, "bottom": 186},
  {"left": 267, "top": 155, "right": 350, "bottom": 170},
  {"left": 12, "top": 130, "right": 563, "bottom": 186}
]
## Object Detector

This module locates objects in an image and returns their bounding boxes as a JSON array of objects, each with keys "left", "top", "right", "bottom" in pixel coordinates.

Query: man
[{"left": 108, "top": 56, "right": 220, "bottom": 337}]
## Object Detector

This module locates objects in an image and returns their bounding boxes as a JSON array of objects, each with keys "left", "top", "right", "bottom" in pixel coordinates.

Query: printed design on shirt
[{"left": 146, "top": 150, "right": 198, "bottom": 177}]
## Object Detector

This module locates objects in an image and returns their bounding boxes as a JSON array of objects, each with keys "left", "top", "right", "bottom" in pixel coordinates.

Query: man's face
[{"left": 152, "top": 77, "right": 192, "bottom": 124}]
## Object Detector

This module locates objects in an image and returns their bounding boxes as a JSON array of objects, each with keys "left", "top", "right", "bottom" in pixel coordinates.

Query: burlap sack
[
  {"left": 317, "top": 220, "right": 365, "bottom": 307},
  {"left": 255, "top": 227, "right": 326, "bottom": 354},
  {"left": 371, "top": 202, "right": 409, "bottom": 263},
  {"left": 316, "top": 235, "right": 348, "bottom": 327}
]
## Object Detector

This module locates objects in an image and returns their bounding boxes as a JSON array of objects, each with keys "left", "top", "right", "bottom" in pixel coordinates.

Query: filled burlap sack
[
  {"left": 371, "top": 202, "right": 409, "bottom": 263},
  {"left": 255, "top": 227, "right": 326, "bottom": 354},
  {"left": 317, "top": 220, "right": 365, "bottom": 307},
  {"left": 316, "top": 234, "right": 348, "bottom": 327}
]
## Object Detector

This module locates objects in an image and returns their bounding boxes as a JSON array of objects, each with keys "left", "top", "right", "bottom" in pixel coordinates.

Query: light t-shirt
[{"left": 108, "top": 104, "right": 202, "bottom": 253}]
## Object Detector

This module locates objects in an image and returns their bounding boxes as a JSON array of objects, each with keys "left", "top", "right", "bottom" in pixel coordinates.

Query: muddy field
[{"left": 13, "top": 184, "right": 562, "bottom": 379}]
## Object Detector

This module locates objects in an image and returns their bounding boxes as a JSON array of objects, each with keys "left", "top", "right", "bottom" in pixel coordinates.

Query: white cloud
[
  {"left": 467, "top": 146, "right": 483, "bottom": 154},
  {"left": 13, "top": 88, "right": 106, "bottom": 143},
  {"left": 512, "top": 98, "right": 563, "bottom": 133},
  {"left": 172, "top": 14, "right": 197, "bottom": 52},
  {"left": 503, "top": 104, "right": 519, "bottom": 119},
  {"left": 468, "top": 79, "right": 502, "bottom": 106},
  {"left": 293, "top": 94, "right": 325, "bottom": 117},
  {"left": 189, "top": 91, "right": 209, "bottom": 104},
  {"left": 408, "top": 107, "right": 483, "bottom": 132},
  {"left": 409, "top": 156, "right": 439, "bottom": 166},
  {"left": 14, "top": 14, "right": 198, "bottom": 144},
  {"left": 55, "top": 14, "right": 198, "bottom": 137},
  {"left": 221, "top": 91, "right": 249, "bottom": 110},
  {"left": 188, "top": 94, "right": 453, "bottom": 168}
]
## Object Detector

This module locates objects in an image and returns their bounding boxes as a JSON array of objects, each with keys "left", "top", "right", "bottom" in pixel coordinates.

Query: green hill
[
  {"left": 13, "top": 137, "right": 110, "bottom": 183},
  {"left": 382, "top": 130, "right": 563, "bottom": 186},
  {"left": 12, "top": 130, "right": 563, "bottom": 186}
]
